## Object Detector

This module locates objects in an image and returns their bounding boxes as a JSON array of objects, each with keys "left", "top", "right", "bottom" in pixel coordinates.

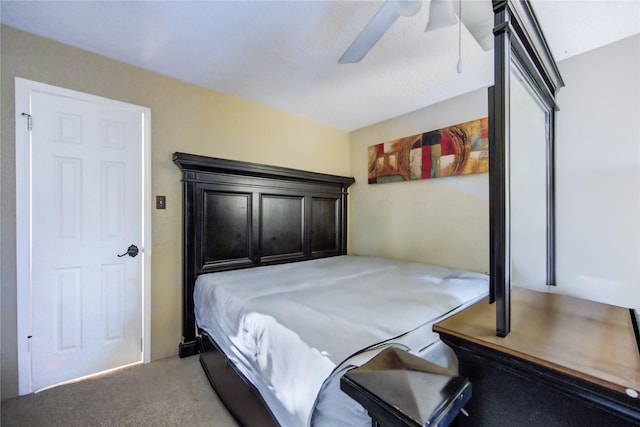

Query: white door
[{"left": 15, "top": 78, "right": 151, "bottom": 393}]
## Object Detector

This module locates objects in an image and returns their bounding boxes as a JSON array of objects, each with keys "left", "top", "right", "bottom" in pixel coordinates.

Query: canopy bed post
[
  {"left": 489, "top": 0, "right": 564, "bottom": 337},
  {"left": 489, "top": 3, "right": 511, "bottom": 335}
]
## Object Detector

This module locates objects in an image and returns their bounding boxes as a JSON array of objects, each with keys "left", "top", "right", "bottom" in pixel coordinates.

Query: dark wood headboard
[{"left": 174, "top": 152, "right": 355, "bottom": 357}]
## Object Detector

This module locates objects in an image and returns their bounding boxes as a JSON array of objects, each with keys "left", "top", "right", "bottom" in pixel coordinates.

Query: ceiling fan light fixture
[{"left": 425, "top": 0, "right": 458, "bottom": 32}]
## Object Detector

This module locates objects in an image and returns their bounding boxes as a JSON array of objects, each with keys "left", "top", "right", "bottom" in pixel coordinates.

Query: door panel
[{"left": 30, "top": 90, "right": 144, "bottom": 391}]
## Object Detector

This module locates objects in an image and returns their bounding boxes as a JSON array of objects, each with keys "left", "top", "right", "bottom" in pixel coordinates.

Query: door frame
[{"left": 15, "top": 77, "right": 152, "bottom": 395}]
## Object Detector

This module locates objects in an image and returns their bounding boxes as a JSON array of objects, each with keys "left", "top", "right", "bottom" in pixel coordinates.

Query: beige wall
[
  {"left": 0, "top": 25, "right": 350, "bottom": 399},
  {"left": 349, "top": 88, "right": 490, "bottom": 273}
]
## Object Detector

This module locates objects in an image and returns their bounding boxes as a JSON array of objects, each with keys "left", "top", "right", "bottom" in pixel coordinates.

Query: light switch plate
[{"left": 156, "top": 195, "right": 166, "bottom": 209}]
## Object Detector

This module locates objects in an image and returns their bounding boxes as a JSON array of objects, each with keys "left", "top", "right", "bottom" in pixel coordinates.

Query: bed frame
[{"left": 173, "top": 152, "right": 354, "bottom": 425}]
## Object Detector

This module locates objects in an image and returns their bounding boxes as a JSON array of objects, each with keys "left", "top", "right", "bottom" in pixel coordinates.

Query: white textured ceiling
[{"left": 2, "top": 1, "right": 639, "bottom": 131}]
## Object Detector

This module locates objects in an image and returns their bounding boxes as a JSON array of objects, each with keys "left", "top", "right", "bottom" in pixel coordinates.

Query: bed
[{"left": 174, "top": 152, "right": 488, "bottom": 426}]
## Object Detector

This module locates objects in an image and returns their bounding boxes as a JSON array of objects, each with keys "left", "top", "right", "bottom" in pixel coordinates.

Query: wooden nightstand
[{"left": 433, "top": 287, "right": 640, "bottom": 426}]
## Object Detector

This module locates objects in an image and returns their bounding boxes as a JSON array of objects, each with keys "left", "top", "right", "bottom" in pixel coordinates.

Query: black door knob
[{"left": 117, "top": 244, "right": 139, "bottom": 258}]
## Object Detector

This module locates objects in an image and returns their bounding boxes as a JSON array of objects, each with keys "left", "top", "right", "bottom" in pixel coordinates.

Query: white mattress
[{"left": 194, "top": 255, "right": 488, "bottom": 426}]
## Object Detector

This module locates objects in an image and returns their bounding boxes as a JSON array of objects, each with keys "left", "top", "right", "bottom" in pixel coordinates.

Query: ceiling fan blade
[
  {"left": 459, "top": 0, "right": 493, "bottom": 51},
  {"left": 339, "top": 0, "right": 422, "bottom": 64},
  {"left": 425, "top": 0, "right": 457, "bottom": 32}
]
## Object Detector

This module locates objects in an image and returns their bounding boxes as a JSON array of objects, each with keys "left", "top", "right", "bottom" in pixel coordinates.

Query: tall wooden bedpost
[
  {"left": 489, "top": 0, "right": 564, "bottom": 337},
  {"left": 175, "top": 158, "right": 199, "bottom": 357}
]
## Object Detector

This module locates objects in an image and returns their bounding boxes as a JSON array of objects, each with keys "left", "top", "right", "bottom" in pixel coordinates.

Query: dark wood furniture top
[{"left": 434, "top": 287, "right": 640, "bottom": 395}]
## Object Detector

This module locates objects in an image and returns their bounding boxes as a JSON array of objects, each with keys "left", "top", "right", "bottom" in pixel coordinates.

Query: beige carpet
[{"left": 1, "top": 355, "right": 240, "bottom": 426}]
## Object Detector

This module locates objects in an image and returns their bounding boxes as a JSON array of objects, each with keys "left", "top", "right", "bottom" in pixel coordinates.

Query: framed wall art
[{"left": 368, "top": 117, "right": 488, "bottom": 184}]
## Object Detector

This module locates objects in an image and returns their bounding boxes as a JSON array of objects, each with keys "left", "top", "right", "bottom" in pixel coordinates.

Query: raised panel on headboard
[
  {"left": 311, "top": 196, "right": 340, "bottom": 255},
  {"left": 174, "top": 152, "right": 355, "bottom": 357},
  {"left": 260, "top": 194, "right": 304, "bottom": 261},
  {"left": 200, "top": 186, "right": 253, "bottom": 270}
]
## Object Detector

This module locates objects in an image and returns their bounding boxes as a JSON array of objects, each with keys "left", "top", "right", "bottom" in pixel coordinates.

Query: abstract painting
[{"left": 368, "top": 117, "right": 489, "bottom": 184}]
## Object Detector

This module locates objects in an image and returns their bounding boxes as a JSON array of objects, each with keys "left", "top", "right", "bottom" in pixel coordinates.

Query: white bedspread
[{"left": 194, "top": 255, "right": 488, "bottom": 426}]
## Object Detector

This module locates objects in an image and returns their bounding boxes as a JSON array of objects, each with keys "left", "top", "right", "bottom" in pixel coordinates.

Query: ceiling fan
[{"left": 339, "top": 0, "right": 493, "bottom": 64}]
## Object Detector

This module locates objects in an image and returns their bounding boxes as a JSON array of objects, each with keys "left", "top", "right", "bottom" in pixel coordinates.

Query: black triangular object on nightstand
[{"left": 340, "top": 347, "right": 471, "bottom": 427}]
